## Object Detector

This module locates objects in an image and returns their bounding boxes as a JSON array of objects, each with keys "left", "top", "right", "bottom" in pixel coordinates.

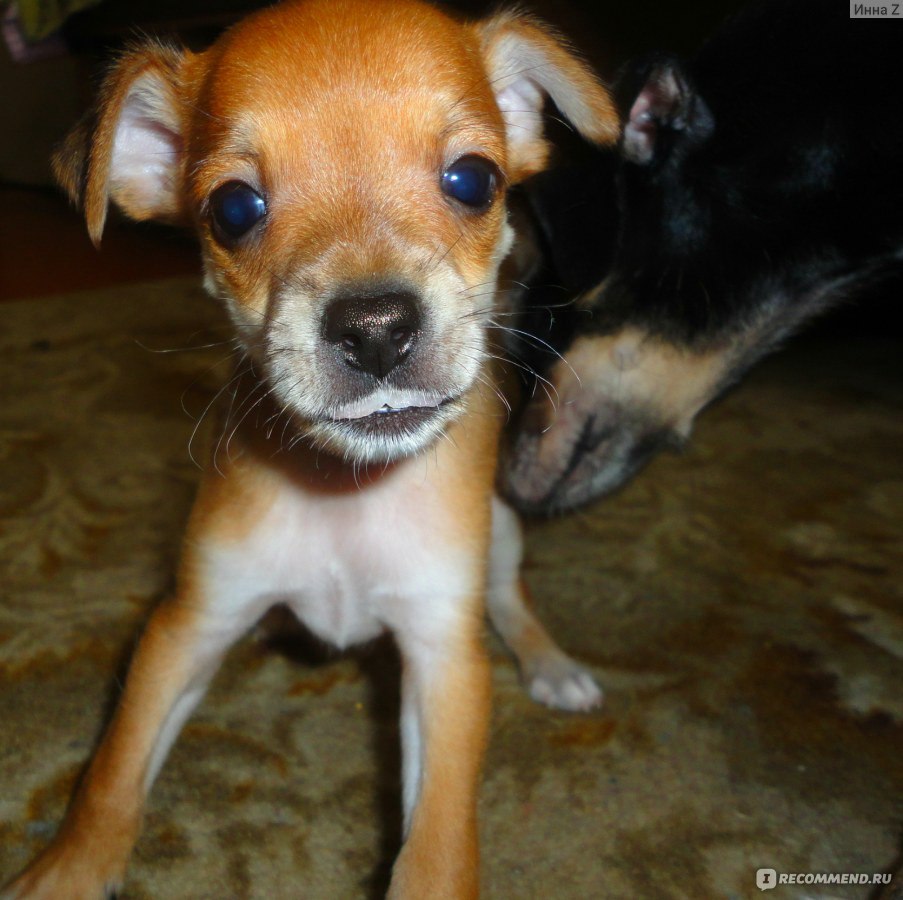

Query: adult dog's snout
[{"left": 323, "top": 292, "right": 421, "bottom": 380}]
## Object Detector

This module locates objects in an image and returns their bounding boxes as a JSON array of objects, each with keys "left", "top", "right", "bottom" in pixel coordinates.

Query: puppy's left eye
[
  {"left": 441, "top": 156, "right": 498, "bottom": 210},
  {"left": 209, "top": 181, "right": 267, "bottom": 243}
]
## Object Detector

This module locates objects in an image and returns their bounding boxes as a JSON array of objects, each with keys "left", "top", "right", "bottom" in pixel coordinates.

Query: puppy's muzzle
[
  {"left": 310, "top": 288, "right": 449, "bottom": 462},
  {"left": 323, "top": 291, "right": 421, "bottom": 381}
]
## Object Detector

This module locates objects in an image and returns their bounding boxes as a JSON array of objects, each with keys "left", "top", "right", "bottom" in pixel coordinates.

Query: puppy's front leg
[
  {"left": 4, "top": 586, "right": 253, "bottom": 900},
  {"left": 389, "top": 612, "right": 491, "bottom": 900},
  {"left": 487, "top": 498, "right": 603, "bottom": 712}
]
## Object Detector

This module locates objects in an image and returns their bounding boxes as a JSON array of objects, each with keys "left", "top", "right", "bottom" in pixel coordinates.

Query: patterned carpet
[{"left": 0, "top": 278, "right": 900, "bottom": 898}]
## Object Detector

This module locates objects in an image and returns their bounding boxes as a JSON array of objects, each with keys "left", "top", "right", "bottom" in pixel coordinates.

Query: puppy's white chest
[
  {"left": 203, "top": 463, "right": 468, "bottom": 649},
  {"left": 290, "top": 549, "right": 377, "bottom": 647}
]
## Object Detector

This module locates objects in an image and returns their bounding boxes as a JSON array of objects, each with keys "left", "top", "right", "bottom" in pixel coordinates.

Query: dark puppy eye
[
  {"left": 209, "top": 181, "right": 266, "bottom": 243},
  {"left": 441, "top": 156, "right": 498, "bottom": 210}
]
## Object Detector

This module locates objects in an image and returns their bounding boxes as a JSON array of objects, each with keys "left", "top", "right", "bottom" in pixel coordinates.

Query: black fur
[{"left": 596, "top": 0, "right": 903, "bottom": 347}]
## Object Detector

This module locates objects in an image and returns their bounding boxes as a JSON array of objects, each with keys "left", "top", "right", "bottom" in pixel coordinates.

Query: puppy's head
[{"left": 55, "top": 0, "right": 617, "bottom": 464}]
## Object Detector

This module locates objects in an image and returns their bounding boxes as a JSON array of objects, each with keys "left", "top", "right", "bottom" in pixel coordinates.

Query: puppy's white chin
[{"left": 307, "top": 400, "right": 460, "bottom": 464}]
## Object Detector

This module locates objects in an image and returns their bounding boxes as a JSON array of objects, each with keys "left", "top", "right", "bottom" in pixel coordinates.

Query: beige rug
[{"left": 1, "top": 278, "right": 900, "bottom": 898}]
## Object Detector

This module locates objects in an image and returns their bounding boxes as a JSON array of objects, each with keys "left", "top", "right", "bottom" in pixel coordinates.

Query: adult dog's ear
[
  {"left": 52, "top": 42, "right": 188, "bottom": 246},
  {"left": 476, "top": 12, "right": 619, "bottom": 182},
  {"left": 620, "top": 57, "right": 714, "bottom": 166}
]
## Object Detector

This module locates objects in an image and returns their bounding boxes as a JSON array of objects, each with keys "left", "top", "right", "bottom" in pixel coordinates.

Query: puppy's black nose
[{"left": 323, "top": 292, "right": 420, "bottom": 380}]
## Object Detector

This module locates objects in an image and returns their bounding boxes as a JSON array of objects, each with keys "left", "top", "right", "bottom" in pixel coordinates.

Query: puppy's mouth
[
  {"left": 330, "top": 390, "right": 452, "bottom": 423},
  {"left": 309, "top": 389, "right": 460, "bottom": 462},
  {"left": 332, "top": 397, "right": 455, "bottom": 436}
]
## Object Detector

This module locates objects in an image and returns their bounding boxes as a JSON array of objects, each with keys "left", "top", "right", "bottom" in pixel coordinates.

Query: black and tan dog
[{"left": 504, "top": 0, "right": 903, "bottom": 514}]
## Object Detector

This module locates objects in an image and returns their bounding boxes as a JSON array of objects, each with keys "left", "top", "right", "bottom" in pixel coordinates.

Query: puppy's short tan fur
[{"left": 4, "top": 2, "right": 616, "bottom": 896}]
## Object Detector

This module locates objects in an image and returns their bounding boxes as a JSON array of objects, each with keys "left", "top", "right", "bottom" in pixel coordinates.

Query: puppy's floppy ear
[
  {"left": 475, "top": 11, "right": 618, "bottom": 182},
  {"left": 620, "top": 58, "right": 714, "bottom": 166},
  {"left": 52, "top": 42, "right": 188, "bottom": 246}
]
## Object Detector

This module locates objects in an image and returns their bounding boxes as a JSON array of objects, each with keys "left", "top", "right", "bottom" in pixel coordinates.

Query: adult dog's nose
[{"left": 323, "top": 292, "right": 421, "bottom": 380}]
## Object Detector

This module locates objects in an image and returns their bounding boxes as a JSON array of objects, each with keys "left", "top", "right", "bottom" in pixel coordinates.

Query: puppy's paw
[
  {"left": 2, "top": 846, "right": 125, "bottom": 900},
  {"left": 524, "top": 655, "right": 604, "bottom": 712},
  {"left": 2, "top": 871, "right": 123, "bottom": 900}
]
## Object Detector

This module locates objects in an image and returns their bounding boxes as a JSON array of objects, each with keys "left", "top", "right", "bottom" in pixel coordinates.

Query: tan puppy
[{"left": 3, "top": 1, "right": 616, "bottom": 896}]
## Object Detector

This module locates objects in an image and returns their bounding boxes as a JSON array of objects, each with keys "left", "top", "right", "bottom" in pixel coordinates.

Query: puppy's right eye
[
  {"left": 209, "top": 181, "right": 266, "bottom": 243},
  {"left": 441, "top": 155, "right": 498, "bottom": 210}
]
